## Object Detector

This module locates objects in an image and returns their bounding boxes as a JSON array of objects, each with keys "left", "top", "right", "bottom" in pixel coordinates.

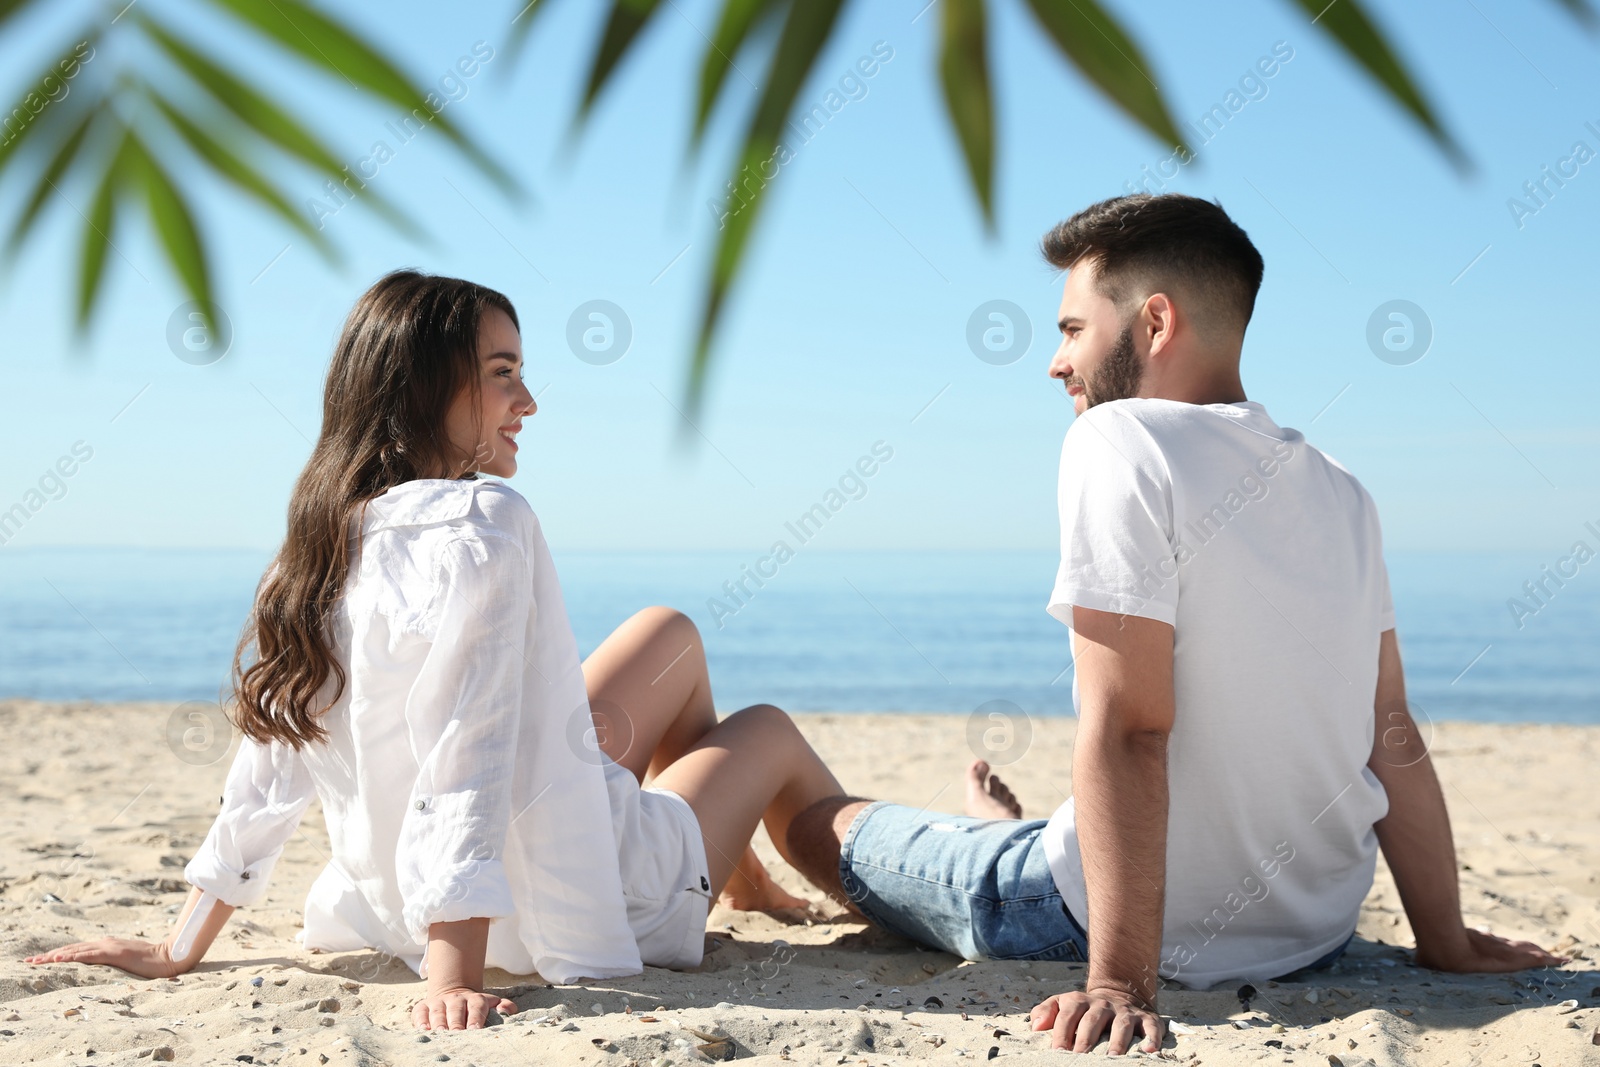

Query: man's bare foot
[{"left": 965, "top": 759, "right": 1023, "bottom": 819}]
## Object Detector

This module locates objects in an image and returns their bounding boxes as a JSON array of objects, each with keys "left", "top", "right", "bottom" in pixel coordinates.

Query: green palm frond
[
  {"left": 938, "top": 0, "right": 996, "bottom": 228},
  {"left": 688, "top": 0, "right": 848, "bottom": 422},
  {"left": 143, "top": 88, "right": 340, "bottom": 265},
  {"left": 692, "top": 0, "right": 780, "bottom": 147},
  {"left": 1020, "top": 0, "right": 1187, "bottom": 156},
  {"left": 124, "top": 129, "right": 216, "bottom": 337},
  {"left": 4, "top": 100, "right": 104, "bottom": 261},
  {"left": 578, "top": 0, "right": 667, "bottom": 122},
  {"left": 1281, "top": 0, "right": 1468, "bottom": 173},
  {"left": 75, "top": 127, "right": 130, "bottom": 331},
  {"left": 0, "top": 0, "right": 518, "bottom": 340}
]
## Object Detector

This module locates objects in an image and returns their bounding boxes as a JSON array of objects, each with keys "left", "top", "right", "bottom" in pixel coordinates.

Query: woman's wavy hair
[{"left": 229, "top": 269, "right": 519, "bottom": 749}]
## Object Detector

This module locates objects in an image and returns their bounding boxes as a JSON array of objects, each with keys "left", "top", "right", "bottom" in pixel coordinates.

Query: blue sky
[{"left": 1, "top": 0, "right": 1596, "bottom": 556}]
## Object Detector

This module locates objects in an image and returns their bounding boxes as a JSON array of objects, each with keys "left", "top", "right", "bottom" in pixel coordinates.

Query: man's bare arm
[
  {"left": 1030, "top": 606, "right": 1173, "bottom": 1056},
  {"left": 1367, "top": 629, "right": 1561, "bottom": 972}
]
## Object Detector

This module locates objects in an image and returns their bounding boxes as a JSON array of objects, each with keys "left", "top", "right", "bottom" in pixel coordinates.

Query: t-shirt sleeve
[
  {"left": 1369, "top": 493, "right": 1396, "bottom": 634},
  {"left": 1046, "top": 406, "right": 1180, "bottom": 628},
  {"left": 185, "top": 733, "right": 317, "bottom": 907},
  {"left": 394, "top": 531, "right": 533, "bottom": 947}
]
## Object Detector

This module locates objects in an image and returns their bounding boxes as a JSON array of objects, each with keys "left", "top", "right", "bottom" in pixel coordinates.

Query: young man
[{"left": 786, "top": 193, "right": 1563, "bottom": 1056}]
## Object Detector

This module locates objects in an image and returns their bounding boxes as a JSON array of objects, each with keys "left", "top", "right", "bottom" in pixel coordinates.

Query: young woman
[{"left": 24, "top": 270, "right": 848, "bottom": 1031}]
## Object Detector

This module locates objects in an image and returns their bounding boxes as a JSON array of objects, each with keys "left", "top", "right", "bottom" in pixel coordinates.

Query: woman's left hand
[
  {"left": 412, "top": 986, "right": 518, "bottom": 1030},
  {"left": 25, "top": 937, "right": 183, "bottom": 980}
]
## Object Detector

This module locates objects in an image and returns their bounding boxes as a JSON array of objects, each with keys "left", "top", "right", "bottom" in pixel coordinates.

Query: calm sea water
[{"left": 1, "top": 547, "right": 1595, "bottom": 723}]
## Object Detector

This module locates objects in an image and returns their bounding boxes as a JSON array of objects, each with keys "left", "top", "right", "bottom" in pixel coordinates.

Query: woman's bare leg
[
  {"left": 581, "top": 606, "right": 811, "bottom": 912},
  {"left": 650, "top": 704, "right": 847, "bottom": 901}
]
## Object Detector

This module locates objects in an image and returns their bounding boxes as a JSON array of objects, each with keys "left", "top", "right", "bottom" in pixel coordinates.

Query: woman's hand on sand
[
  {"left": 1030, "top": 987, "right": 1164, "bottom": 1055},
  {"left": 1416, "top": 927, "right": 1565, "bottom": 973},
  {"left": 412, "top": 986, "right": 517, "bottom": 1030},
  {"left": 24, "top": 937, "right": 184, "bottom": 980}
]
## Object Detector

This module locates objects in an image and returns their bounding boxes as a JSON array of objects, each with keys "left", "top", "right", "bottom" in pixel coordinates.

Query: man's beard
[{"left": 1066, "top": 322, "right": 1144, "bottom": 409}]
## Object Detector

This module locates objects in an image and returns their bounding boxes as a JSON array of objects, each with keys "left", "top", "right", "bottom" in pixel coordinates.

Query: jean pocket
[{"left": 973, "top": 894, "right": 1084, "bottom": 961}]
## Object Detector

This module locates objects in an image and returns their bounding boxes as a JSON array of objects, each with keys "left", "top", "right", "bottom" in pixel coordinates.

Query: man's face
[{"left": 1047, "top": 260, "right": 1145, "bottom": 417}]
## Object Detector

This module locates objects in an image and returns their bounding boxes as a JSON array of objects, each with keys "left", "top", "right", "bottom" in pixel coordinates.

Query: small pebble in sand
[
  {"left": 317, "top": 998, "right": 340, "bottom": 1013},
  {"left": 250, "top": 977, "right": 264, "bottom": 988},
  {"left": 151, "top": 1048, "right": 176, "bottom": 1062},
  {"left": 560, "top": 1022, "right": 580, "bottom": 1032},
  {"left": 1555, "top": 1000, "right": 1579, "bottom": 1014}
]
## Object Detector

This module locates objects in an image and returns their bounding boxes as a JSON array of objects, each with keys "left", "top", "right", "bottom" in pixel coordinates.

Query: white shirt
[
  {"left": 185, "top": 478, "right": 643, "bottom": 983},
  {"left": 1042, "top": 399, "right": 1394, "bottom": 990}
]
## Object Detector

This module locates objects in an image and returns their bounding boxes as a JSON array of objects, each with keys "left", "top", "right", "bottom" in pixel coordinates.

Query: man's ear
[{"left": 1142, "top": 293, "right": 1178, "bottom": 359}]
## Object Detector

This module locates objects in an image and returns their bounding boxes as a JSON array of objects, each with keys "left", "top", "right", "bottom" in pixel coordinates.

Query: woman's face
[{"left": 443, "top": 307, "right": 535, "bottom": 478}]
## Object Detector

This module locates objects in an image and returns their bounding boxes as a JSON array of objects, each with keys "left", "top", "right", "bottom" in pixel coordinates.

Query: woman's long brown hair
[{"left": 229, "top": 269, "right": 519, "bottom": 749}]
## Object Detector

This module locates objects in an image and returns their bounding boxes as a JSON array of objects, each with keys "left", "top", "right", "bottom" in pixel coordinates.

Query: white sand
[{"left": 2, "top": 700, "right": 1597, "bottom": 1066}]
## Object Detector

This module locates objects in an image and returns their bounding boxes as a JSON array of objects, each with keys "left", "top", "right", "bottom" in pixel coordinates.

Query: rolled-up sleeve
[
  {"left": 395, "top": 531, "right": 533, "bottom": 945},
  {"left": 185, "top": 734, "right": 317, "bottom": 907}
]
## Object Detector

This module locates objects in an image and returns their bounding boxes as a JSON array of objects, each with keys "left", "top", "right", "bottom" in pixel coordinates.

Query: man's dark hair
[{"left": 1041, "top": 194, "right": 1264, "bottom": 342}]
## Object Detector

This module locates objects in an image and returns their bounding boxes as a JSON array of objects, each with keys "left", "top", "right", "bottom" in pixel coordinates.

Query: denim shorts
[
  {"left": 838, "top": 801, "right": 1088, "bottom": 962},
  {"left": 839, "top": 800, "right": 1355, "bottom": 977}
]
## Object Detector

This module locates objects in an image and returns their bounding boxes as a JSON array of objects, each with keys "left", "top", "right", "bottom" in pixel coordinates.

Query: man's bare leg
[
  {"left": 785, "top": 761, "right": 1026, "bottom": 914},
  {"left": 783, "top": 796, "right": 872, "bottom": 910},
  {"left": 581, "top": 606, "right": 810, "bottom": 913}
]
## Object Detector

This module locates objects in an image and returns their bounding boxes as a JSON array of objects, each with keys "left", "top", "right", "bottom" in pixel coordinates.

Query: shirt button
[{"left": 415, "top": 799, "right": 427, "bottom": 810}]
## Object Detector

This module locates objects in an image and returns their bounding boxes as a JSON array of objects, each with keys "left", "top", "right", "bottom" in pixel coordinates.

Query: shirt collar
[{"left": 358, "top": 478, "right": 481, "bottom": 534}]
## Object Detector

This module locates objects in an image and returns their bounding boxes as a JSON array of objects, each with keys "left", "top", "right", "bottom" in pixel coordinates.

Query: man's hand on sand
[
  {"left": 1030, "top": 986, "right": 1164, "bottom": 1055},
  {"left": 24, "top": 937, "right": 183, "bottom": 980},
  {"left": 1416, "top": 927, "right": 1565, "bottom": 973}
]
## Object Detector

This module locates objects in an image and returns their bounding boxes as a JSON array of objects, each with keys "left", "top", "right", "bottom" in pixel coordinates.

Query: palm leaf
[
  {"left": 692, "top": 0, "right": 779, "bottom": 147},
  {"left": 0, "top": 27, "right": 102, "bottom": 176},
  {"left": 502, "top": 0, "right": 553, "bottom": 71},
  {"left": 1019, "top": 0, "right": 1187, "bottom": 156},
  {"left": 687, "top": 0, "right": 846, "bottom": 421},
  {"left": 124, "top": 130, "right": 216, "bottom": 336},
  {"left": 1543, "top": 0, "right": 1597, "bottom": 31},
  {"left": 937, "top": 0, "right": 995, "bottom": 228},
  {"left": 76, "top": 130, "right": 129, "bottom": 331},
  {"left": 144, "top": 89, "right": 340, "bottom": 265},
  {"left": 577, "top": 0, "right": 666, "bottom": 121},
  {"left": 0, "top": 0, "right": 39, "bottom": 34},
  {"left": 4, "top": 100, "right": 104, "bottom": 261},
  {"left": 138, "top": 12, "right": 426, "bottom": 242},
  {"left": 201, "top": 0, "right": 521, "bottom": 200},
  {"left": 1281, "top": 0, "right": 1467, "bottom": 172}
]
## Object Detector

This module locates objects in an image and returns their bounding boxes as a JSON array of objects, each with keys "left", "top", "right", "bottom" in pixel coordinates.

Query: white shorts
[{"left": 602, "top": 758, "right": 712, "bottom": 969}]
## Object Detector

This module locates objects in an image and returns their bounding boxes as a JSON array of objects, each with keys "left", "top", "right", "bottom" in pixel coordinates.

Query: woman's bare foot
[
  {"left": 718, "top": 847, "right": 822, "bottom": 918},
  {"left": 964, "top": 759, "right": 1023, "bottom": 819}
]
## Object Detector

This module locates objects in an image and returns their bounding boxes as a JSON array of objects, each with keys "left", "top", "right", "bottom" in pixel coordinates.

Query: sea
[{"left": 0, "top": 547, "right": 1595, "bottom": 724}]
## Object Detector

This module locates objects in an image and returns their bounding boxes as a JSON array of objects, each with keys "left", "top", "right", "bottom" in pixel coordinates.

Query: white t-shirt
[{"left": 1041, "top": 398, "right": 1395, "bottom": 990}]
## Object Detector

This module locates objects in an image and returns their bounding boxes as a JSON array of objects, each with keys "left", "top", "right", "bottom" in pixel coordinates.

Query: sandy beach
[{"left": 1, "top": 699, "right": 1596, "bottom": 1066}]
